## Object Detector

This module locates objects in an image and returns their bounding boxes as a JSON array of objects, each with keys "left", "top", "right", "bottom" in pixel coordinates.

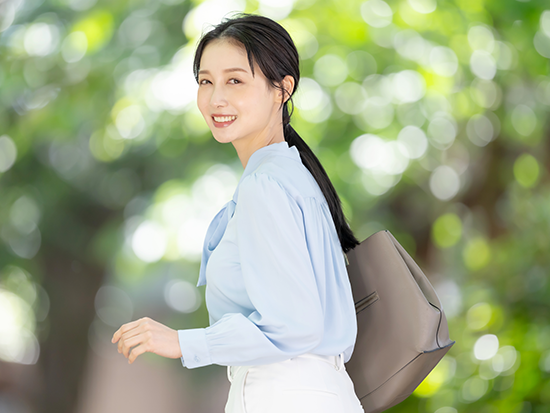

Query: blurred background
[{"left": 0, "top": 0, "right": 549, "bottom": 412}]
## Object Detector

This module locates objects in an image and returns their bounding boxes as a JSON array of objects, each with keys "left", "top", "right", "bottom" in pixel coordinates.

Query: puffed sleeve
[{"left": 177, "top": 172, "right": 324, "bottom": 368}]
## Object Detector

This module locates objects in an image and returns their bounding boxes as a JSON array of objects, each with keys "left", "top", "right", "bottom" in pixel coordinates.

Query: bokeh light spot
[
  {"left": 538, "top": 349, "right": 550, "bottom": 373},
  {"left": 361, "top": 0, "right": 393, "bottom": 28},
  {"left": 183, "top": 0, "right": 246, "bottom": 39},
  {"left": 350, "top": 134, "right": 410, "bottom": 175},
  {"left": 461, "top": 376, "right": 488, "bottom": 402},
  {"left": 429, "top": 46, "right": 458, "bottom": 77},
  {"left": 61, "top": 31, "right": 88, "bottom": 63},
  {"left": 429, "top": 166, "right": 460, "bottom": 201},
  {"left": 493, "top": 41, "right": 514, "bottom": 70},
  {"left": 414, "top": 356, "right": 456, "bottom": 397},
  {"left": 66, "top": 0, "right": 98, "bottom": 11},
  {"left": 0, "top": 2, "right": 16, "bottom": 33},
  {"left": 0, "top": 135, "right": 17, "bottom": 172},
  {"left": 10, "top": 195, "right": 41, "bottom": 235},
  {"left": 334, "top": 82, "right": 368, "bottom": 115},
  {"left": 407, "top": 0, "right": 436, "bottom": 14},
  {"left": 164, "top": 280, "right": 202, "bottom": 313},
  {"left": 294, "top": 78, "right": 332, "bottom": 123},
  {"left": 115, "top": 105, "right": 145, "bottom": 139},
  {"left": 360, "top": 170, "right": 400, "bottom": 196},
  {"left": 432, "top": 213, "right": 462, "bottom": 248},
  {"left": 24, "top": 23, "right": 59, "bottom": 56},
  {"left": 346, "top": 50, "right": 377, "bottom": 80},
  {"left": 356, "top": 97, "right": 394, "bottom": 130},
  {"left": 511, "top": 104, "right": 537, "bottom": 136},
  {"left": 427, "top": 115, "right": 457, "bottom": 150},
  {"left": 393, "top": 29, "right": 429, "bottom": 63},
  {"left": 470, "top": 50, "right": 497, "bottom": 80},
  {"left": 283, "top": 19, "right": 318, "bottom": 60},
  {"left": 470, "top": 78, "right": 501, "bottom": 109},
  {"left": 258, "top": 0, "right": 295, "bottom": 20},
  {"left": 541, "top": 10, "right": 550, "bottom": 37},
  {"left": 513, "top": 153, "right": 539, "bottom": 188},
  {"left": 94, "top": 286, "right": 133, "bottom": 327},
  {"left": 466, "top": 114, "right": 495, "bottom": 147},
  {"left": 72, "top": 9, "right": 114, "bottom": 54},
  {"left": 468, "top": 25, "right": 495, "bottom": 52},
  {"left": 466, "top": 302, "right": 492, "bottom": 331},
  {"left": 351, "top": 134, "right": 385, "bottom": 170},
  {"left": 534, "top": 30, "right": 550, "bottom": 58},
  {"left": 89, "top": 129, "right": 126, "bottom": 162},
  {"left": 391, "top": 70, "right": 426, "bottom": 103},
  {"left": 131, "top": 220, "right": 167, "bottom": 263},
  {"left": 474, "top": 334, "right": 499, "bottom": 360},
  {"left": 314, "top": 54, "right": 348, "bottom": 87},
  {"left": 0, "top": 289, "right": 39, "bottom": 365},
  {"left": 463, "top": 236, "right": 491, "bottom": 271},
  {"left": 492, "top": 345, "right": 519, "bottom": 374},
  {"left": 396, "top": 125, "right": 427, "bottom": 159}
]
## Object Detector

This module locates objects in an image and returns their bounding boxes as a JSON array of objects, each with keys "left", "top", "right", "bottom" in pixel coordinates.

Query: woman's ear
[{"left": 279, "top": 75, "right": 295, "bottom": 103}]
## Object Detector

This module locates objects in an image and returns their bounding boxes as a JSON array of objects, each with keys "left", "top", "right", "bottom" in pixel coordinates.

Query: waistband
[{"left": 227, "top": 352, "right": 345, "bottom": 383}]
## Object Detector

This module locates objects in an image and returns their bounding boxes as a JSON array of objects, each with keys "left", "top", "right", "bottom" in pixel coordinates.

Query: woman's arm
[{"left": 112, "top": 172, "right": 325, "bottom": 367}]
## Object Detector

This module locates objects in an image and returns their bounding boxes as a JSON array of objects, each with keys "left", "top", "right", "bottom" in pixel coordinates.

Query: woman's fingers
[
  {"left": 128, "top": 343, "right": 148, "bottom": 364},
  {"left": 112, "top": 318, "right": 141, "bottom": 343},
  {"left": 116, "top": 318, "right": 150, "bottom": 355},
  {"left": 119, "top": 332, "right": 146, "bottom": 358},
  {"left": 112, "top": 316, "right": 182, "bottom": 363},
  {"left": 117, "top": 326, "right": 143, "bottom": 354},
  {"left": 112, "top": 329, "right": 121, "bottom": 343}
]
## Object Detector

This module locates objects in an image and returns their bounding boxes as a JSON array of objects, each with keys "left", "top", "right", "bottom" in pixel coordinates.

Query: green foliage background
[{"left": 0, "top": 0, "right": 549, "bottom": 412}]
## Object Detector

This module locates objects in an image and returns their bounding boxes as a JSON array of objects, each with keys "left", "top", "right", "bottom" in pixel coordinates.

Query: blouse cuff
[{"left": 177, "top": 328, "right": 212, "bottom": 369}]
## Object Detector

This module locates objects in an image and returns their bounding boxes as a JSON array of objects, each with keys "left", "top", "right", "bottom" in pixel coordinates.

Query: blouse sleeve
[{"left": 177, "top": 172, "right": 324, "bottom": 368}]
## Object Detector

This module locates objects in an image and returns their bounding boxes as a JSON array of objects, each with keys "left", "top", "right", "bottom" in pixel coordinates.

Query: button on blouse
[{"left": 177, "top": 141, "right": 357, "bottom": 369}]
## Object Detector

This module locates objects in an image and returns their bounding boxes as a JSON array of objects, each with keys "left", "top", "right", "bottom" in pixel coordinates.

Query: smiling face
[{"left": 196, "top": 39, "right": 284, "bottom": 148}]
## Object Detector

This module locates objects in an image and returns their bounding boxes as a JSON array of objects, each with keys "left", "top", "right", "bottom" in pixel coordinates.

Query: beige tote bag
[{"left": 344, "top": 229, "right": 455, "bottom": 413}]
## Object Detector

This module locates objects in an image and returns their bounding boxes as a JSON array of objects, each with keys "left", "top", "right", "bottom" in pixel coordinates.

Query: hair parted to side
[{"left": 193, "top": 13, "right": 360, "bottom": 254}]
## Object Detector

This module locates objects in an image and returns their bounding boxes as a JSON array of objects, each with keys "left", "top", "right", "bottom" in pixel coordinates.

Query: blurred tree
[{"left": 0, "top": 0, "right": 549, "bottom": 412}]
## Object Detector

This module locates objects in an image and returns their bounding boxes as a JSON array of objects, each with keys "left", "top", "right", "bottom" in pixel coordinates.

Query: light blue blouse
[{"left": 177, "top": 140, "right": 357, "bottom": 369}]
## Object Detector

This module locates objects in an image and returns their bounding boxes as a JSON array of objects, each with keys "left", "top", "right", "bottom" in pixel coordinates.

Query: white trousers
[{"left": 225, "top": 353, "right": 365, "bottom": 413}]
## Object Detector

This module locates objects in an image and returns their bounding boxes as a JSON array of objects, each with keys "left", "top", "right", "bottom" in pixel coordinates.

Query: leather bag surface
[{"left": 344, "top": 230, "right": 455, "bottom": 413}]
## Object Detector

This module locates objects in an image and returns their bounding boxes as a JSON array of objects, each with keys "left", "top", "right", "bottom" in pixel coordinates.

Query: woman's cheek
[
  {"left": 231, "top": 93, "right": 250, "bottom": 114},
  {"left": 196, "top": 93, "right": 210, "bottom": 120}
]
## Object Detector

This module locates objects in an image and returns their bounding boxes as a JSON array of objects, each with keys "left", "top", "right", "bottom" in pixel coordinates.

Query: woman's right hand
[{"left": 111, "top": 317, "right": 182, "bottom": 364}]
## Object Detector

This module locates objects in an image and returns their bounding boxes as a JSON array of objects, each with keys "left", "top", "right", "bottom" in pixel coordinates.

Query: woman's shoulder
[{"left": 241, "top": 153, "right": 325, "bottom": 203}]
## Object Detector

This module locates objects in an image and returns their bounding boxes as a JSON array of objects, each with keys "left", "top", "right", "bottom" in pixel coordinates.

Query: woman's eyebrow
[{"left": 198, "top": 68, "right": 249, "bottom": 75}]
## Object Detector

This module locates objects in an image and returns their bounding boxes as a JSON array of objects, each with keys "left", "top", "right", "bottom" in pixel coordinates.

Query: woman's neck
[{"left": 233, "top": 122, "right": 285, "bottom": 169}]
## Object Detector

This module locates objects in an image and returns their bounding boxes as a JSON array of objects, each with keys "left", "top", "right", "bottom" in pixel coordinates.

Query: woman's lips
[{"left": 212, "top": 115, "right": 237, "bottom": 128}]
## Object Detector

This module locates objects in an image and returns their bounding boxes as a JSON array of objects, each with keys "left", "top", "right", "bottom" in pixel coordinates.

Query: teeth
[{"left": 213, "top": 115, "right": 236, "bottom": 122}]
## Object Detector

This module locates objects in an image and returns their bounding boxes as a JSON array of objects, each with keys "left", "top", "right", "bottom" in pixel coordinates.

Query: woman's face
[{"left": 196, "top": 39, "right": 283, "bottom": 146}]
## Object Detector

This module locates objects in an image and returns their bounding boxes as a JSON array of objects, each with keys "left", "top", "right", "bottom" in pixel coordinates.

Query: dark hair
[{"left": 193, "top": 13, "right": 360, "bottom": 254}]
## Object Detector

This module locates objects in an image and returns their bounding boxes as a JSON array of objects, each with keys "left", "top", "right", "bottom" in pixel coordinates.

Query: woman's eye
[
  {"left": 199, "top": 79, "right": 211, "bottom": 85},
  {"left": 229, "top": 78, "right": 241, "bottom": 84}
]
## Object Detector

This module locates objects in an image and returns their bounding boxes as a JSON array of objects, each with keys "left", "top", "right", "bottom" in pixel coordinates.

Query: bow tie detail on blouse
[{"left": 197, "top": 199, "right": 236, "bottom": 287}]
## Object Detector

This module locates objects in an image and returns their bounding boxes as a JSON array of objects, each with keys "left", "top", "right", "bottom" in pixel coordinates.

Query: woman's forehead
[{"left": 199, "top": 39, "right": 261, "bottom": 77}]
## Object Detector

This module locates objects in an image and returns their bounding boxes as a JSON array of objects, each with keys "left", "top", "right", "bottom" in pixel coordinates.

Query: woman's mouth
[{"left": 212, "top": 115, "right": 237, "bottom": 128}]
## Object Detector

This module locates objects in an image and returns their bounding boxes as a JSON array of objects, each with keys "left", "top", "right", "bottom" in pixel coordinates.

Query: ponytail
[{"left": 283, "top": 122, "right": 360, "bottom": 254}]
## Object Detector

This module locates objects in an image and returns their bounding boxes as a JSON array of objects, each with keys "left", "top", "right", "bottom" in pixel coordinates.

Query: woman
[{"left": 112, "top": 13, "right": 364, "bottom": 413}]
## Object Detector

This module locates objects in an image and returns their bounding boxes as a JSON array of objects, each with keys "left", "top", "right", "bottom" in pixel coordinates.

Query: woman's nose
[{"left": 210, "top": 85, "right": 228, "bottom": 108}]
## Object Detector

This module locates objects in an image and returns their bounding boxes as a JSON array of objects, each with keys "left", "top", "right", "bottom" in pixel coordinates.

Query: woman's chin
[{"left": 211, "top": 133, "right": 236, "bottom": 144}]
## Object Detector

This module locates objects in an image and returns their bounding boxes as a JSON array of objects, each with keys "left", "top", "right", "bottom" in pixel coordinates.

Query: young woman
[{"left": 112, "top": 13, "right": 364, "bottom": 413}]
